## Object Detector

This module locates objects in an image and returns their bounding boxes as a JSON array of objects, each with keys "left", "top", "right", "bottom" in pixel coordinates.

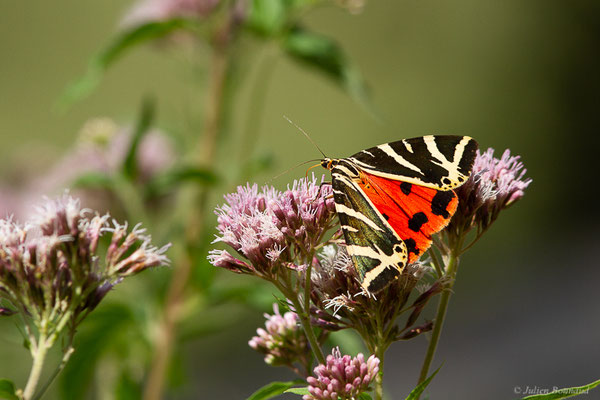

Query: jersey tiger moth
[{"left": 321, "top": 135, "right": 478, "bottom": 293}]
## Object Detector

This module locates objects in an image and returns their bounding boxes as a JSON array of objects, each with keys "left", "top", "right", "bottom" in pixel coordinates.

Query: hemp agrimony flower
[
  {"left": 308, "top": 245, "right": 438, "bottom": 349},
  {"left": 0, "top": 194, "right": 169, "bottom": 399},
  {"left": 209, "top": 175, "right": 336, "bottom": 281},
  {"left": 450, "top": 147, "right": 532, "bottom": 238},
  {"left": 304, "top": 347, "right": 379, "bottom": 400},
  {"left": 122, "top": 0, "right": 221, "bottom": 27},
  {"left": 210, "top": 174, "right": 446, "bottom": 399},
  {"left": 248, "top": 304, "right": 313, "bottom": 376},
  {"left": 417, "top": 147, "right": 531, "bottom": 388}
]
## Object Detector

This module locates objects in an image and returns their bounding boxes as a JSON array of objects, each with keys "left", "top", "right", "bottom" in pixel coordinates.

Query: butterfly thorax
[{"left": 322, "top": 158, "right": 361, "bottom": 180}]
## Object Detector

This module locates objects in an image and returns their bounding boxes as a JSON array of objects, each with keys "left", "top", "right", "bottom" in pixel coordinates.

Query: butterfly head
[{"left": 320, "top": 158, "right": 336, "bottom": 170}]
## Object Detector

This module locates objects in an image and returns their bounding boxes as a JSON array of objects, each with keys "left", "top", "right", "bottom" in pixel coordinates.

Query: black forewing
[
  {"left": 348, "top": 135, "right": 478, "bottom": 189},
  {"left": 332, "top": 169, "right": 407, "bottom": 292}
]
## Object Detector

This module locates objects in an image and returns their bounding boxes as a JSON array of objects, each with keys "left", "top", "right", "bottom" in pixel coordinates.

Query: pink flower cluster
[
  {"left": 122, "top": 0, "right": 221, "bottom": 27},
  {"left": 208, "top": 175, "right": 336, "bottom": 279},
  {"left": 304, "top": 347, "right": 379, "bottom": 400},
  {"left": 248, "top": 304, "right": 309, "bottom": 368},
  {"left": 453, "top": 147, "right": 532, "bottom": 231},
  {"left": 0, "top": 194, "right": 170, "bottom": 323}
]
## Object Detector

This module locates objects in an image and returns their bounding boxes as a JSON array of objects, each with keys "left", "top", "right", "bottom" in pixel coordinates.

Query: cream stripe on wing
[
  {"left": 424, "top": 136, "right": 471, "bottom": 184},
  {"left": 378, "top": 143, "right": 423, "bottom": 174},
  {"left": 341, "top": 225, "right": 359, "bottom": 233},
  {"left": 335, "top": 204, "right": 384, "bottom": 232}
]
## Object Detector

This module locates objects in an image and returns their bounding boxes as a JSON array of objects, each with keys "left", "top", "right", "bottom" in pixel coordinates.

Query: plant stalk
[
  {"left": 416, "top": 249, "right": 460, "bottom": 391},
  {"left": 23, "top": 331, "right": 49, "bottom": 400},
  {"left": 32, "top": 346, "right": 74, "bottom": 400},
  {"left": 142, "top": 24, "right": 232, "bottom": 400},
  {"left": 279, "top": 276, "right": 326, "bottom": 366},
  {"left": 374, "top": 345, "right": 385, "bottom": 400}
]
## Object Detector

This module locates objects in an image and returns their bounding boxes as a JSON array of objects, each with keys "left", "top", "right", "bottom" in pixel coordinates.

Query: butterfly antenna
[
  {"left": 267, "top": 159, "right": 322, "bottom": 184},
  {"left": 283, "top": 115, "right": 327, "bottom": 158}
]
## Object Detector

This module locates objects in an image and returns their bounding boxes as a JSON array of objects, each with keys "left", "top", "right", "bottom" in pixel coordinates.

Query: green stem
[
  {"left": 32, "top": 346, "right": 74, "bottom": 400},
  {"left": 416, "top": 249, "right": 460, "bottom": 391},
  {"left": 142, "top": 25, "right": 231, "bottom": 400},
  {"left": 23, "top": 330, "right": 49, "bottom": 400},
  {"left": 374, "top": 344, "right": 385, "bottom": 400},
  {"left": 277, "top": 278, "right": 326, "bottom": 365}
]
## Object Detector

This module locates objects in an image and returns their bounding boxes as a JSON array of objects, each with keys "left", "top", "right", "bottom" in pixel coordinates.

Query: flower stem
[
  {"left": 32, "top": 346, "right": 74, "bottom": 400},
  {"left": 286, "top": 283, "right": 326, "bottom": 366},
  {"left": 374, "top": 345, "right": 385, "bottom": 400},
  {"left": 23, "top": 331, "right": 49, "bottom": 400},
  {"left": 142, "top": 19, "right": 233, "bottom": 400},
  {"left": 416, "top": 249, "right": 460, "bottom": 392},
  {"left": 275, "top": 269, "right": 326, "bottom": 366}
]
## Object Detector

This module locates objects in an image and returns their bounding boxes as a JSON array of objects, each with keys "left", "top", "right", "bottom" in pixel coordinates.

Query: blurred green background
[{"left": 1, "top": 0, "right": 599, "bottom": 399}]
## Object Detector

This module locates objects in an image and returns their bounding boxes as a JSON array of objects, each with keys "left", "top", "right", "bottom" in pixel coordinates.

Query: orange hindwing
[{"left": 358, "top": 171, "right": 458, "bottom": 263}]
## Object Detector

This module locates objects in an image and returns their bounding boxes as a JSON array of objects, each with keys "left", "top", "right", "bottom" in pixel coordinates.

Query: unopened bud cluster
[{"left": 304, "top": 347, "right": 379, "bottom": 400}]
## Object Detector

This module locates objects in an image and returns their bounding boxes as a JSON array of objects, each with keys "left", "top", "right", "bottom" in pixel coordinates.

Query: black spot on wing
[
  {"left": 366, "top": 266, "right": 400, "bottom": 293},
  {"left": 431, "top": 190, "right": 455, "bottom": 219},
  {"left": 400, "top": 182, "right": 412, "bottom": 195},
  {"left": 382, "top": 213, "right": 390, "bottom": 221},
  {"left": 408, "top": 212, "right": 428, "bottom": 232},
  {"left": 404, "top": 238, "right": 419, "bottom": 257}
]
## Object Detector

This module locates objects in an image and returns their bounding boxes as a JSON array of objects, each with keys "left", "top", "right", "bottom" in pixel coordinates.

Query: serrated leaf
[
  {"left": 284, "top": 27, "right": 373, "bottom": 115},
  {"left": 247, "top": 380, "right": 306, "bottom": 400},
  {"left": 0, "top": 379, "right": 18, "bottom": 400},
  {"left": 60, "top": 19, "right": 199, "bottom": 108},
  {"left": 518, "top": 378, "right": 600, "bottom": 400},
  {"left": 405, "top": 365, "right": 442, "bottom": 400},
  {"left": 122, "top": 98, "right": 156, "bottom": 181},
  {"left": 284, "top": 387, "right": 310, "bottom": 395}
]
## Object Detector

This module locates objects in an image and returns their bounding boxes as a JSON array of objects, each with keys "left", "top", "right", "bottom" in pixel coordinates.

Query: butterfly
[{"left": 321, "top": 135, "right": 478, "bottom": 293}]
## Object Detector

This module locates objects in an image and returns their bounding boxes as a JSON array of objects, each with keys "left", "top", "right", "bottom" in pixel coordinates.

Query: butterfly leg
[{"left": 312, "top": 180, "right": 332, "bottom": 202}]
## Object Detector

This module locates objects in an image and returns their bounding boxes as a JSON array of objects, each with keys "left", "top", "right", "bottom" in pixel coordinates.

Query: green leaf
[
  {"left": 145, "top": 165, "right": 218, "bottom": 197},
  {"left": 405, "top": 365, "right": 442, "bottom": 400},
  {"left": 122, "top": 97, "right": 156, "bottom": 181},
  {"left": 518, "top": 378, "right": 600, "bottom": 399},
  {"left": 60, "top": 19, "right": 199, "bottom": 108},
  {"left": 247, "top": 380, "right": 306, "bottom": 400},
  {"left": 358, "top": 393, "right": 373, "bottom": 400},
  {"left": 284, "top": 27, "right": 374, "bottom": 115},
  {"left": 247, "top": 0, "right": 289, "bottom": 36},
  {"left": 59, "top": 304, "right": 134, "bottom": 399},
  {"left": 115, "top": 371, "right": 142, "bottom": 400},
  {"left": 0, "top": 379, "right": 18, "bottom": 400},
  {"left": 71, "top": 171, "right": 114, "bottom": 190},
  {"left": 284, "top": 387, "right": 310, "bottom": 396}
]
